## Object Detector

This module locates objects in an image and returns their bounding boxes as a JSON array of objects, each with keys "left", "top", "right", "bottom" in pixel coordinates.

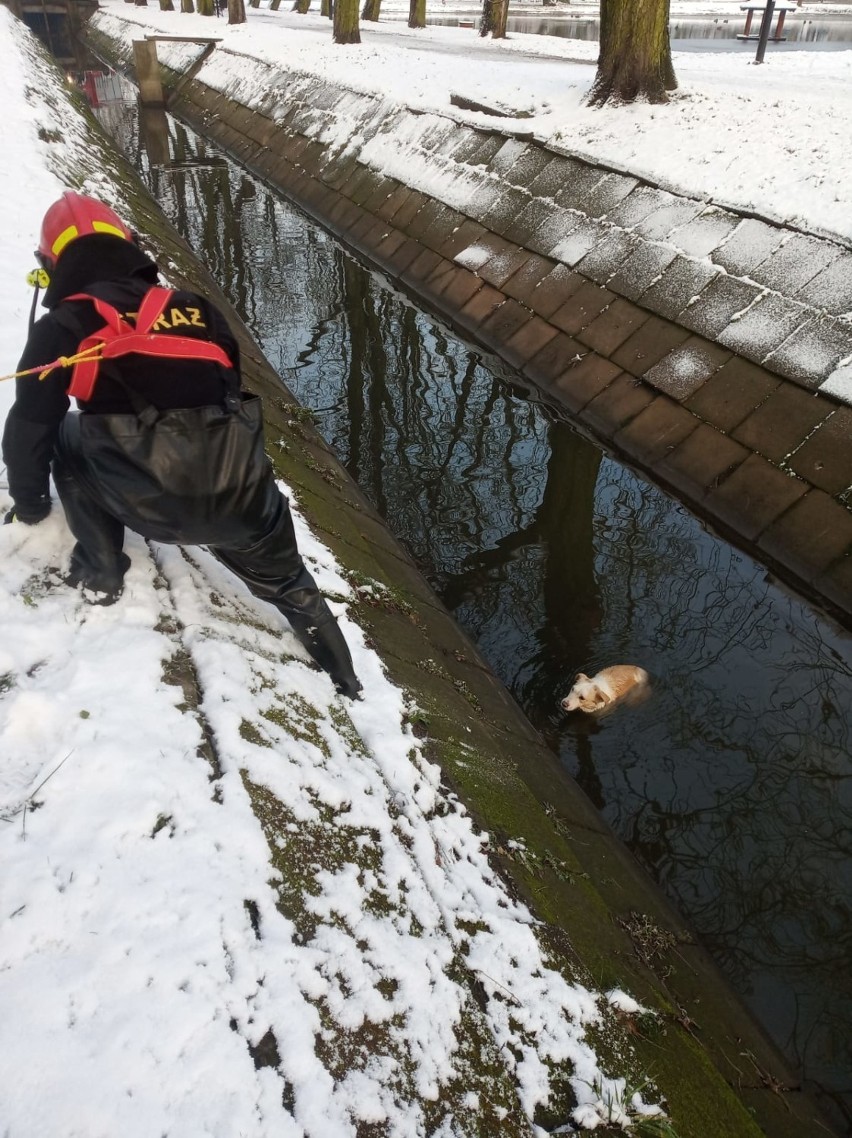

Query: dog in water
[{"left": 561, "top": 665, "right": 650, "bottom": 714}]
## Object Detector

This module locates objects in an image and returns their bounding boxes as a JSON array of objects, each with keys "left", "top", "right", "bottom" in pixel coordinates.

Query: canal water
[
  {"left": 427, "top": 11, "right": 852, "bottom": 51},
  {"left": 97, "top": 98, "right": 852, "bottom": 1128}
]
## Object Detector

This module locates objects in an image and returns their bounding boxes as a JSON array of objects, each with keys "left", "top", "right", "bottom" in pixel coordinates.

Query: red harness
[{"left": 64, "top": 286, "right": 235, "bottom": 401}]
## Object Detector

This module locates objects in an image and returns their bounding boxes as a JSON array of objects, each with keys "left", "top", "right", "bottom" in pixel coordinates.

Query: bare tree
[
  {"left": 228, "top": 0, "right": 247, "bottom": 21},
  {"left": 589, "top": 0, "right": 677, "bottom": 105},
  {"left": 196, "top": 0, "right": 215, "bottom": 14},
  {"left": 362, "top": 0, "right": 381, "bottom": 21},
  {"left": 408, "top": 0, "right": 425, "bottom": 28},
  {"left": 333, "top": 0, "right": 360, "bottom": 42}
]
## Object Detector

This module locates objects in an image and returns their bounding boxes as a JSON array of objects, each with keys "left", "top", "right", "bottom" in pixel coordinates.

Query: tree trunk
[
  {"left": 292, "top": 0, "right": 311, "bottom": 11},
  {"left": 589, "top": 0, "right": 677, "bottom": 105},
  {"left": 361, "top": 0, "right": 381, "bottom": 19},
  {"left": 228, "top": 0, "right": 246, "bottom": 21},
  {"left": 197, "top": 0, "right": 215, "bottom": 14},
  {"left": 480, "top": 0, "right": 508, "bottom": 37},
  {"left": 491, "top": 0, "right": 508, "bottom": 37},
  {"left": 159, "top": 0, "right": 175, "bottom": 11},
  {"left": 134, "top": 0, "right": 148, "bottom": 7},
  {"left": 333, "top": 0, "right": 360, "bottom": 42},
  {"left": 321, "top": 0, "right": 332, "bottom": 16},
  {"left": 479, "top": 0, "right": 493, "bottom": 36},
  {"left": 408, "top": 0, "right": 425, "bottom": 27},
  {"left": 180, "top": 0, "right": 194, "bottom": 12},
  {"left": 269, "top": 0, "right": 282, "bottom": 8}
]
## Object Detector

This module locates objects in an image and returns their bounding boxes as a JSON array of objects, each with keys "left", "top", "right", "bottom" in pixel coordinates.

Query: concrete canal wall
[
  {"left": 88, "top": 12, "right": 852, "bottom": 631},
  {"left": 72, "top": 18, "right": 842, "bottom": 1136}
]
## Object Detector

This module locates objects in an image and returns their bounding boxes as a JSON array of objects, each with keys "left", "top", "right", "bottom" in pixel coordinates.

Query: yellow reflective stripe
[
  {"left": 51, "top": 224, "right": 78, "bottom": 257},
  {"left": 51, "top": 220, "right": 126, "bottom": 258},
  {"left": 92, "top": 221, "right": 128, "bottom": 239}
]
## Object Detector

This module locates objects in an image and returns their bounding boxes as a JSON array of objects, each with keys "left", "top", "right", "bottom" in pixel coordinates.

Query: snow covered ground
[
  {"left": 0, "top": 9, "right": 671, "bottom": 1136},
  {"left": 2, "top": 1, "right": 851, "bottom": 1133},
  {"left": 93, "top": 0, "right": 852, "bottom": 243}
]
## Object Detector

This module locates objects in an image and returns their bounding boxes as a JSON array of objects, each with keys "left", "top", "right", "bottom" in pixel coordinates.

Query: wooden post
[
  {"left": 139, "top": 106, "right": 172, "bottom": 165},
  {"left": 132, "top": 39, "right": 165, "bottom": 106}
]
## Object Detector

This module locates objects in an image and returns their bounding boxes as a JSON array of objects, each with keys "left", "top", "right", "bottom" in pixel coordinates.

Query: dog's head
[{"left": 560, "top": 673, "right": 609, "bottom": 713}]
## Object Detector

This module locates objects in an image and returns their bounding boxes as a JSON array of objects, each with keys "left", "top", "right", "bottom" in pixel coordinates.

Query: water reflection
[
  {"left": 427, "top": 12, "right": 852, "bottom": 50},
  {"left": 100, "top": 102, "right": 852, "bottom": 1128}
]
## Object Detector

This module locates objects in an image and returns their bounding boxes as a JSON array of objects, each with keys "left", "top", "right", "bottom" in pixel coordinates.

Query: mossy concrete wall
[{"left": 77, "top": 23, "right": 842, "bottom": 1136}]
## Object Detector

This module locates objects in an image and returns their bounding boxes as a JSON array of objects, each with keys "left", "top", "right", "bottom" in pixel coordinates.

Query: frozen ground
[{"left": 95, "top": 0, "right": 852, "bottom": 241}]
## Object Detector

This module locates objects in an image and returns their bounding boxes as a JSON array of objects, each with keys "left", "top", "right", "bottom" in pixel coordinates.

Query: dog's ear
[
  {"left": 575, "top": 672, "right": 589, "bottom": 683},
  {"left": 591, "top": 687, "right": 608, "bottom": 706}
]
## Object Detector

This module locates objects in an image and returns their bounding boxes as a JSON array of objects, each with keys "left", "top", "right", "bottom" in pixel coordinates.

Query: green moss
[
  {"left": 619, "top": 912, "right": 691, "bottom": 979},
  {"left": 239, "top": 718, "right": 270, "bottom": 748},
  {"left": 261, "top": 694, "right": 331, "bottom": 757},
  {"left": 240, "top": 772, "right": 546, "bottom": 1133},
  {"left": 346, "top": 570, "right": 422, "bottom": 625},
  {"left": 279, "top": 402, "right": 318, "bottom": 424},
  {"left": 328, "top": 703, "right": 371, "bottom": 758},
  {"left": 151, "top": 813, "right": 174, "bottom": 838},
  {"left": 417, "top": 657, "right": 451, "bottom": 681}
]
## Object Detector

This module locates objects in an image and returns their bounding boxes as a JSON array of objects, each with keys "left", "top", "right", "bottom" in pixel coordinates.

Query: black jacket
[{"left": 2, "top": 235, "right": 241, "bottom": 515}]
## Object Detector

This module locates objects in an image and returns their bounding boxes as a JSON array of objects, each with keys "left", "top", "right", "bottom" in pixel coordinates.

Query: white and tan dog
[{"left": 561, "top": 665, "right": 649, "bottom": 714}]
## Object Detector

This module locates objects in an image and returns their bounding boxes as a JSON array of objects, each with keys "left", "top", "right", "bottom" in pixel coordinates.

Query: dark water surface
[
  {"left": 427, "top": 11, "right": 852, "bottom": 51},
  {"left": 99, "top": 101, "right": 852, "bottom": 1128}
]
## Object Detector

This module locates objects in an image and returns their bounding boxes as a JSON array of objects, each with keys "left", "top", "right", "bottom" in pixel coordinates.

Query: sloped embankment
[{"left": 0, "top": 10, "right": 836, "bottom": 1137}]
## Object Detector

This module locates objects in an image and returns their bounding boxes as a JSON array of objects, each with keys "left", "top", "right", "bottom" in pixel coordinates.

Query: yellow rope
[{"left": 0, "top": 343, "right": 105, "bottom": 384}]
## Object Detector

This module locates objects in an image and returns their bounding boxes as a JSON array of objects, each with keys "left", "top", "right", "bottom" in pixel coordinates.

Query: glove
[{"left": 4, "top": 500, "right": 51, "bottom": 526}]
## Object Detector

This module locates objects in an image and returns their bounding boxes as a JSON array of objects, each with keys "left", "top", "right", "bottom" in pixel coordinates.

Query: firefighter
[{"left": 2, "top": 191, "right": 362, "bottom": 700}]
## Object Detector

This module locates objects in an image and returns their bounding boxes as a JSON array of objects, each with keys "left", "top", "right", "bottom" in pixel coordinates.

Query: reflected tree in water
[{"left": 582, "top": 465, "right": 852, "bottom": 1119}]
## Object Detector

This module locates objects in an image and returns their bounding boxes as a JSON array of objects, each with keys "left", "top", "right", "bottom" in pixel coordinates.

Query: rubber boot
[
  {"left": 53, "top": 453, "right": 129, "bottom": 604},
  {"left": 65, "top": 552, "right": 131, "bottom": 605},
  {"left": 210, "top": 499, "right": 363, "bottom": 697},
  {"left": 288, "top": 607, "right": 363, "bottom": 700}
]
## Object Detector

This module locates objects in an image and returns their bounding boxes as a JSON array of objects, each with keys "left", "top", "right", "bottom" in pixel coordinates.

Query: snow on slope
[{"left": 0, "top": 11, "right": 661, "bottom": 1134}]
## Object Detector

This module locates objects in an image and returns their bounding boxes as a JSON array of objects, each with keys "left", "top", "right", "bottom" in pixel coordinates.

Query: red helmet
[{"left": 37, "top": 191, "right": 133, "bottom": 267}]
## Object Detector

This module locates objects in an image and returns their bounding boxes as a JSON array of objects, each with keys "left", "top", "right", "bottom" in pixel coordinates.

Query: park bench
[{"left": 737, "top": 3, "right": 798, "bottom": 41}]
